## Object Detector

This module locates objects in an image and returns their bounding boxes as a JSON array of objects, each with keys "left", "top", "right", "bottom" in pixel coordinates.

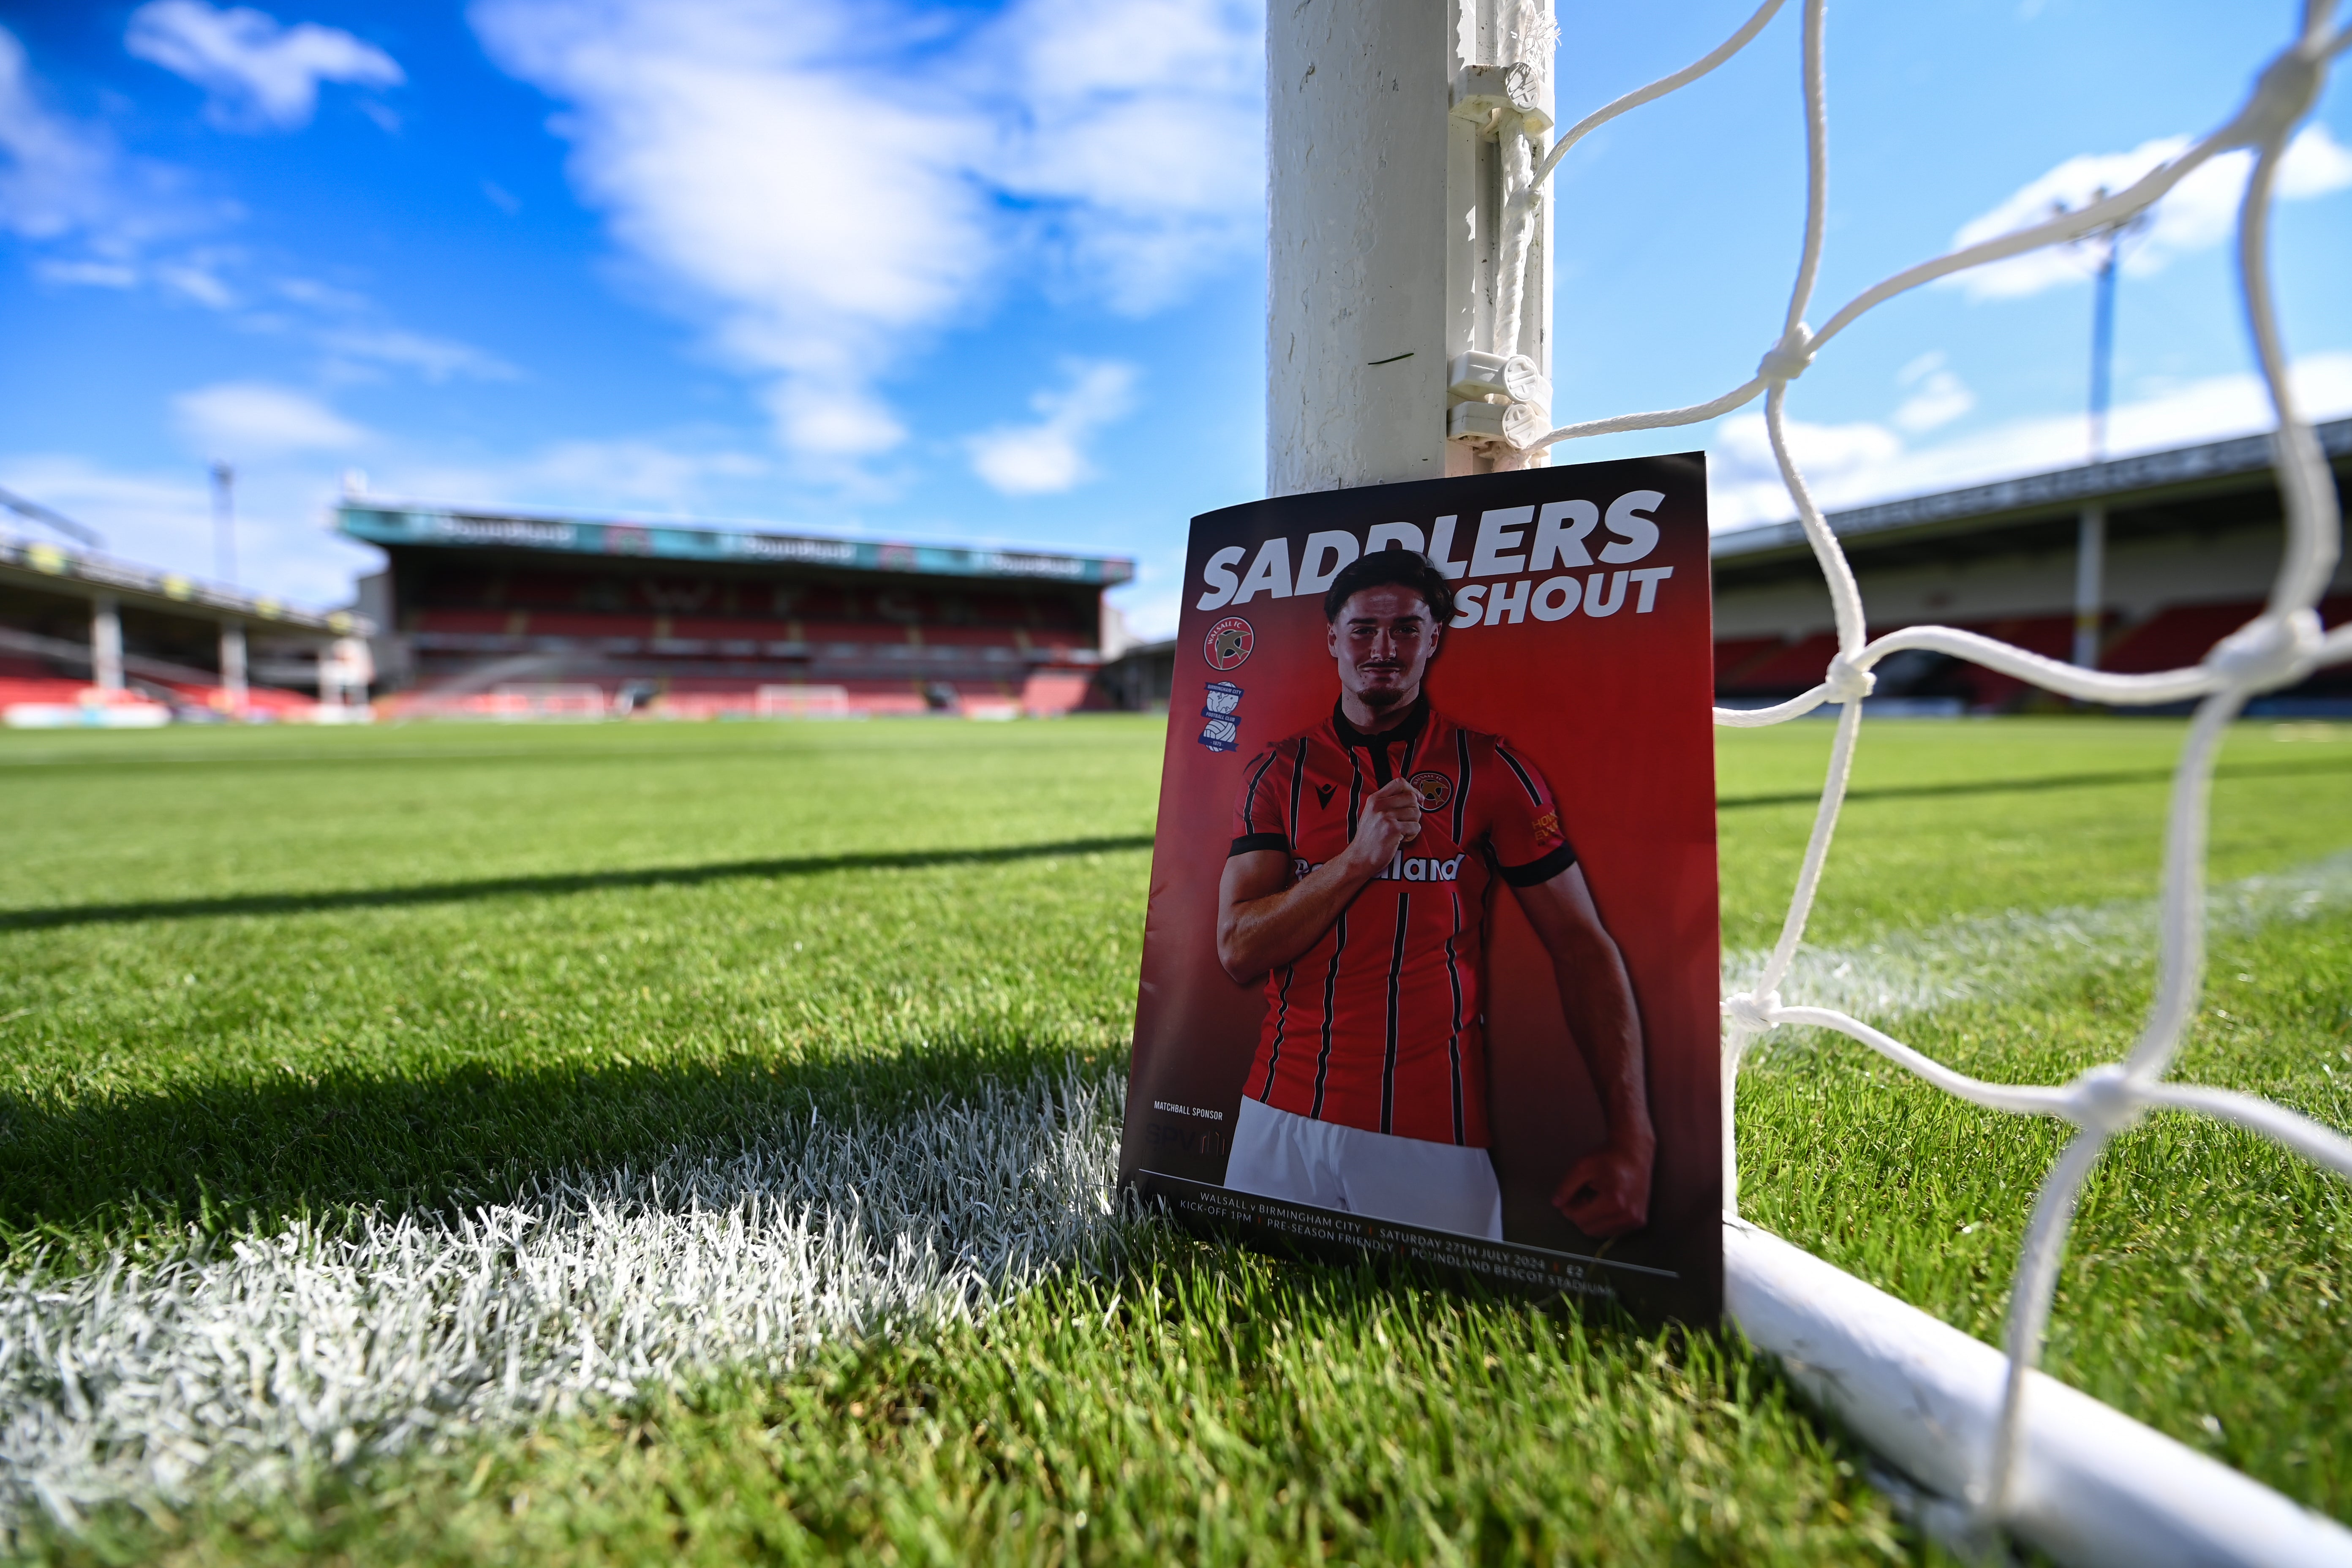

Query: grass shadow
[
  {"left": 0, "top": 1030, "right": 1119, "bottom": 1258},
  {"left": 0, "top": 834, "right": 1156, "bottom": 933}
]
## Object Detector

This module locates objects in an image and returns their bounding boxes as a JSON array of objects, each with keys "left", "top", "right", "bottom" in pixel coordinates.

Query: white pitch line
[
  {"left": 1723, "top": 849, "right": 2352, "bottom": 1032},
  {"left": 0, "top": 1063, "right": 1122, "bottom": 1540}
]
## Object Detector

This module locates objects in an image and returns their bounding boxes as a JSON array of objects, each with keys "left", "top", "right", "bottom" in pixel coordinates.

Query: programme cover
[{"left": 1121, "top": 454, "right": 1721, "bottom": 1323}]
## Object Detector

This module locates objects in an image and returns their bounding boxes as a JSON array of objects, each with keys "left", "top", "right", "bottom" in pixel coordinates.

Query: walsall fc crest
[
  {"left": 1409, "top": 770, "right": 1454, "bottom": 811},
  {"left": 1204, "top": 615, "right": 1254, "bottom": 671}
]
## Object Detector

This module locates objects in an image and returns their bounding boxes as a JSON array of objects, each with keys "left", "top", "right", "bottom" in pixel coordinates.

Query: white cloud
[
  {"left": 1105, "top": 549, "right": 1184, "bottom": 642},
  {"left": 975, "top": 0, "right": 1264, "bottom": 311},
  {"left": 1892, "top": 350, "right": 1975, "bottom": 434},
  {"left": 0, "top": 452, "right": 376, "bottom": 605},
  {"left": 319, "top": 327, "right": 522, "bottom": 383},
  {"left": 508, "top": 439, "right": 768, "bottom": 503},
  {"left": 471, "top": 0, "right": 994, "bottom": 461},
  {"left": 469, "top": 0, "right": 1258, "bottom": 463},
  {"left": 1709, "top": 351, "right": 2352, "bottom": 531},
  {"left": 966, "top": 360, "right": 1139, "bottom": 495},
  {"left": 0, "top": 28, "right": 118, "bottom": 242},
  {"left": 2278, "top": 120, "right": 2352, "bottom": 198},
  {"left": 33, "top": 258, "right": 139, "bottom": 289},
  {"left": 125, "top": 1, "right": 403, "bottom": 132},
  {"left": 384, "top": 437, "right": 771, "bottom": 514},
  {"left": 154, "top": 252, "right": 240, "bottom": 308},
  {"left": 2, "top": 431, "right": 777, "bottom": 612},
  {"left": 1947, "top": 124, "right": 2352, "bottom": 301},
  {"left": 173, "top": 381, "right": 367, "bottom": 457},
  {"left": 0, "top": 24, "right": 210, "bottom": 256},
  {"left": 273, "top": 275, "right": 369, "bottom": 311}
]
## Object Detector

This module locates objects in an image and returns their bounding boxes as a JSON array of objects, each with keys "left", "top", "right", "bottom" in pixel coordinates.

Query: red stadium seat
[
  {"left": 800, "top": 620, "right": 914, "bottom": 646},
  {"left": 2102, "top": 601, "right": 2265, "bottom": 675},
  {"left": 0, "top": 677, "right": 92, "bottom": 707},
  {"left": 1911, "top": 614, "right": 2076, "bottom": 710},
  {"left": 1712, "top": 637, "right": 1787, "bottom": 690},
  {"left": 662, "top": 616, "right": 789, "bottom": 643},
  {"left": 414, "top": 608, "right": 517, "bottom": 635},
  {"left": 1719, "top": 632, "right": 1839, "bottom": 694},
  {"left": 526, "top": 612, "right": 656, "bottom": 639},
  {"left": 919, "top": 625, "right": 1029, "bottom": 648}
]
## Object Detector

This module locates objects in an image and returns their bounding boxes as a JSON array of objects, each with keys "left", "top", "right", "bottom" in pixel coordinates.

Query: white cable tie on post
[
  {"left": 1502, "top": 355, "right": 1552, "bottom": 409},
  {"left": 1446, "top": 402, "right": 1508, "bottom": 444},
  {"left": 1500, "top": 402, "right": 1550, "bottom": 451},
  {"left": 1440, "top": 351, "right": 1550, "bottom": 408}
]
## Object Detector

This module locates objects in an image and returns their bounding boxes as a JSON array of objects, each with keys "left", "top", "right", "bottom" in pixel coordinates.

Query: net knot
[
  {"left": 1722, "top": 989, "right": 1782, "bottom": 1035},
  {"left": 2234, "top": 39, "right": 2327, "bottom": 151},
  {"left": 1756, "top": 324, "right": 1816, "bottom": 384},
  {"left": 1822, "top": 653, "right": 1876, "bottom": 705},
  {"left": 2201, "top": 607, "right": 2321, "bottom": 689},
  {"left": 2061, "top": 1063, "right": 2146, "bottom": 1139}
]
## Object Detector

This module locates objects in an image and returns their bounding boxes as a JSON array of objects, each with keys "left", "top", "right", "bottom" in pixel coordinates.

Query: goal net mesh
[{"left": 1504, "top": 0, "right": 2352, "bottom": 1524}]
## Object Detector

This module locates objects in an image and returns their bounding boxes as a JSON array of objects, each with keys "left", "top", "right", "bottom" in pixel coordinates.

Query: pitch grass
[{"left": 3, "top": 715, "right": 2349, "bottom": 1562}]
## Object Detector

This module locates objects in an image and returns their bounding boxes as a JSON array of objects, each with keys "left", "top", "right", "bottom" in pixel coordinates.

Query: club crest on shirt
[
  {"left": 1203, "top": 616, "right": 1255, "bottom": 671},
  {"left": 1409, "top": 770, "right": 1454, "bottom": 811}
]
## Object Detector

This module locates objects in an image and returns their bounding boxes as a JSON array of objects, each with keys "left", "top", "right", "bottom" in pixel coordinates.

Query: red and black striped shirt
[{"left": 1228, "top": 697, "right": 1575, "bottom": 1147}]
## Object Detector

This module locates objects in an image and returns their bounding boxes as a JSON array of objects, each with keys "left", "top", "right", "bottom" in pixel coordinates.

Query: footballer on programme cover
[{"left": 1122, "top": 454, "right": 1721, "bottom": 1323}]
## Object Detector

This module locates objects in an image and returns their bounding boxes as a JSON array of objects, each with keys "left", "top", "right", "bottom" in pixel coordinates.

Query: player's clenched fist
[
  {"left": 1349, "top": 776, "right": 1422, "bottom": 867},
  {"left": 1552, "top": 1143, "right": 1652, "bottom": 1237}
]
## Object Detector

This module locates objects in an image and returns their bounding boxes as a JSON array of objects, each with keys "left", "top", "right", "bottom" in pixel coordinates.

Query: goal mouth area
[{"left": 1479, "top": 0, "right": 2352, "bottom": 1556}]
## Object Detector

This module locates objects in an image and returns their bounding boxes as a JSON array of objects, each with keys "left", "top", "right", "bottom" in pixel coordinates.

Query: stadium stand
[
  {"left": 1710, "top": 418, "right": 2352, "bottom": 713},
  {"left": 0, "top": 528, "right": 356, "bottom": 725},
  {"left": 343, "top": 500, "right": 1132, "bottom": 719}
]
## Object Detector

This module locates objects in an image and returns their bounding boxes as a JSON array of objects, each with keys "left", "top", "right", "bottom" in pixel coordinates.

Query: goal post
[{"left": 1266, "top": 0, "right": 1554, "bottom": 495}]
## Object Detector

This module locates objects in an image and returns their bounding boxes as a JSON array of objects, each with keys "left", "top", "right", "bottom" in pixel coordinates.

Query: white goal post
[{"left": 1266, "top": 2, "right": 2352, "bottom": 1563}]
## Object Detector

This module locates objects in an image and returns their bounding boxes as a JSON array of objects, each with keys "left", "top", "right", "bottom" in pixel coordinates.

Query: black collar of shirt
[{"left": 1332, "top": 694, "right": 1429, "bottom": 782}]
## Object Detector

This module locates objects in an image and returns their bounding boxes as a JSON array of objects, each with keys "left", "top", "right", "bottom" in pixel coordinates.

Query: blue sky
[{"left": 1, "top": 0, "right": 2346, "bottom": 637}]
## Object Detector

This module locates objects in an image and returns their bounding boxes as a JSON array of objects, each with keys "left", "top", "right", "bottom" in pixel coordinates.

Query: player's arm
[
  {"left": 1512, "top": 864, "right": 1655, "bottom": 1237},
  {"left": 1216, "top": 778, "right": 1421, "bottom": 982}
]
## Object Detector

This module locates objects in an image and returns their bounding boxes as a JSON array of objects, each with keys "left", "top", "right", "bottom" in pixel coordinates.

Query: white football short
[{"left": 1224, "top": 1096, "right": 1504, "bottom": 1240}]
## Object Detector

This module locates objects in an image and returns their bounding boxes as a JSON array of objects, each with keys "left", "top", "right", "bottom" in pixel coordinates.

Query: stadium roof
[
  {"left": 338, "top": 501, "right": 1135, "bottom": 588},
  {"left": 0, "top": 530, "right": 362, "bottom": 636},
  {"left": 1711, "top": 416, "right": 2352, "bottom": 571}
]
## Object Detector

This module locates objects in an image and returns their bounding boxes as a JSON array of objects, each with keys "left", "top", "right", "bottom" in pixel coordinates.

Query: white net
[{"left": 1501, "top": 0, "right": 2352, "bottom": 1527}]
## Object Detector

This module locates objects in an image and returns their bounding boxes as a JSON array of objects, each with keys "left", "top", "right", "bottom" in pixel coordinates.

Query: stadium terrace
[
  {"left": 336, "top": 500, "right": 1135, "bottom": 721},
  {"left": 0, "top": 531, "right": 366, "bottom": 727},
  {"left": 1710, "top": 416, "right": 2352, "bottom": 716}
]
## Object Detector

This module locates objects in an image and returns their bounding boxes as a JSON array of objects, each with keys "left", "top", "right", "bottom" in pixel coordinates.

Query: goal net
[{"left": 1491, "top": 0, "right": 2352, "bottom": 1542}]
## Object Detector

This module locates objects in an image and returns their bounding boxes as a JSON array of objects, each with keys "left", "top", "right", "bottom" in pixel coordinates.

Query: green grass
[{"left": 3, "top": 714, "right": 2349, "bottom": 1563}]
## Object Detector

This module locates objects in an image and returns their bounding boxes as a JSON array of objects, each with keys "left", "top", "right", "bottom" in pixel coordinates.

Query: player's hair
[{"left": 1323, "top": 547, "right": 1456, "bottom": 626}]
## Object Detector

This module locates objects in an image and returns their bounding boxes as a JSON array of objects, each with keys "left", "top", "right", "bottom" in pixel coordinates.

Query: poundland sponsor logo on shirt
[{"left": 1293, "top": 853, "right": 1468, "bottom": 884}]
